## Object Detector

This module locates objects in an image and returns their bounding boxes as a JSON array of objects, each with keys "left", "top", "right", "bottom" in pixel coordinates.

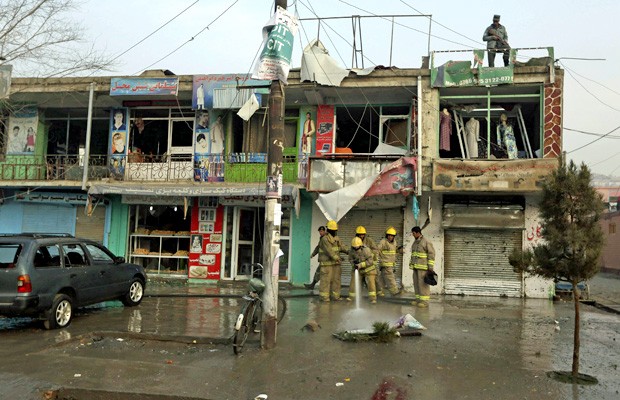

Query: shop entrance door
[{"left": 232, "top": 207, "right": 264, "bottom": 280}]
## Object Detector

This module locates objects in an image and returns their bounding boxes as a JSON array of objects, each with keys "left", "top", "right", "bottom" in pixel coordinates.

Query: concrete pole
[
  {"left": 81, "top": 82, "right": 95, "bottom": 190},
  {"left": 261, "top": 0, "right": 287, "bottom": 350}
]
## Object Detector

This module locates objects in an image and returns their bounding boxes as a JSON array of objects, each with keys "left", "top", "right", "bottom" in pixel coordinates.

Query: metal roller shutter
[
  {"left": 336, "top": 208, "right": 404, "bottom": 286},
  {"left": 22, "top": 204, "right": 75, "bottom": 235},
  {"left": 444, "top": 228, "right": 522, "bottom": 297},
  {"left": 75, "top": 205, "right": 106, "bottom": 243}
]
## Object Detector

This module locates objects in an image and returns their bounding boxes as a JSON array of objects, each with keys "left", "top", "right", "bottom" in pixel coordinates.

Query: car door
[
  {"left": 82, "top": 243, "right": 123, "bottom": 299},
  {"left": 61, "top": 243, "right": 102, "bottom": 305}
]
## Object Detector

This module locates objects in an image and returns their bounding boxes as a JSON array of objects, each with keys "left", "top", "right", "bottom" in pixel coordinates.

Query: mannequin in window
[
  {"left": 439, "top": 108, "right": 452, "bottom": 155},
  {"left": 496, "top": 113, "right": 517, "bottom": 159},
  {"left": 465, "top": 117, "right": 480, "bottom": 158}
]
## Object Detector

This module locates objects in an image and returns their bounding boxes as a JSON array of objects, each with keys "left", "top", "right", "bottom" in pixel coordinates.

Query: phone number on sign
[{"left": 479, "top": 75, "right": 513, "bottom": 85}]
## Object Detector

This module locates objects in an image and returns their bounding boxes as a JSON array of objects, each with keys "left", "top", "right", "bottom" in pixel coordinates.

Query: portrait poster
[
  {"left": 315, "top": 104, "right": 334, "bottom": 156},
  {"left": 6, "top": 106, "right": 38, "bottom": 155},
  {"left": 109, "top": 107, "right": 128, "bottom": 180}
]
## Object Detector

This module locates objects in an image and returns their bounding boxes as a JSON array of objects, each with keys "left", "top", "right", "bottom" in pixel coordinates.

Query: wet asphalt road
[{"left": 0, "top": 277, "right": 619, "bottom": 400}]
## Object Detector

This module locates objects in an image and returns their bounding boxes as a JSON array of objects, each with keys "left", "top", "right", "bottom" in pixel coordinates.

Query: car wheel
[
  {"left": 44, "top": 294, "right": 73, "bottom": 330},
  {"left": 122, "top": 279, "right": 144, "bottom": 306}
]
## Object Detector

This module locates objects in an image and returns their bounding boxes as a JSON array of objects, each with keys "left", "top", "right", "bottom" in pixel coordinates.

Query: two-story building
[{"left": 0, "top": 48, "right": 563, "bottom": 298}]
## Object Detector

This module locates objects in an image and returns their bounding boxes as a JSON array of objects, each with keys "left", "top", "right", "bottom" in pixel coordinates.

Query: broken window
[{"left": 439, "top": 85, "right": 542, "bottom": 159}]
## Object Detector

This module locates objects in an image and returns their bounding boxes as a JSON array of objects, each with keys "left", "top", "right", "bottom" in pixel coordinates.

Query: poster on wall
[
  {"left": 6, "top": 106, "right": 38, "bottom": 155},
  {"left": 108, "top": 108, "right": 129, "bottom": 180},
  {"left": 193, "top": 109, "right": 224, "bottom": 182},
  {"left": 315, "top": 104, "right": 334, "bottom": 155},
  {"left": 188, "top": 199, "right": 224, "bottom": 280}
]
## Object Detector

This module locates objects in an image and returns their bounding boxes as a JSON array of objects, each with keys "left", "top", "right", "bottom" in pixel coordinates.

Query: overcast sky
[{"left": 73, "top": 0, "right": 620, "bottom": 177}]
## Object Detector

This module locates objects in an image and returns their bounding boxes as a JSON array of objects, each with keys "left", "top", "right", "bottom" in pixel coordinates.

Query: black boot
[{"left": 304, "top": 280, "right": 317, "bottom": 290}]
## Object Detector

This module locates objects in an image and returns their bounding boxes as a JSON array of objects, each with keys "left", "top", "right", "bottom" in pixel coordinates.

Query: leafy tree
[
  {"left": 510, "top": 156, "right": 604, "bottom": 382},
  {"left": 0, "top": 0, "right": 110, "bottom": 77}
]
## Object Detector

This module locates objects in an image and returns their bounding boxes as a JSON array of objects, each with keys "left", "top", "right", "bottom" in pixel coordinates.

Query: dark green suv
[{"left": 0, "top": 234, "right": 146, "bottom": 329}]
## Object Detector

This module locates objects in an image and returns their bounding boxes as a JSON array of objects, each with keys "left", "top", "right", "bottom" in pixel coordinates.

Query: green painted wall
[
  {"left": 107, "top": 195, "right": 129, "bottom": 257},
  {"left": 289, "top": 190, "right": 313, "bottom": 285}
]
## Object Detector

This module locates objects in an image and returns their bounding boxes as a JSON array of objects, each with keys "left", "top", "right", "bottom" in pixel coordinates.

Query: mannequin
[
  {"left": 465, "top": 117, "right": 480, "bottom": 158},
  {"left": 440, "top": 108, "right": 452, "bottom": 152},
  {"left": 497, "top": 113, "right": 517, "bottom": 159}
]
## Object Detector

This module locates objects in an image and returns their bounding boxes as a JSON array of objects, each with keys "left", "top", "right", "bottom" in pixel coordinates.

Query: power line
[
  {"left": 560, "top": 61, "right": 620, "bottom": 113},
  {"left": 133, "top": 0, "right": 240, "bottom": 75},
  {"left": 559, "top": 61, "right": 620, "bottom": 97},
  {"left": 564, "top": 127, "right": 620, "bottom": 139},
  {"left": 567, "top": 124, "right": 620, "bottom": 154},
  {"left": 398, "top": 0, "right": 481, "bottom": 47}
]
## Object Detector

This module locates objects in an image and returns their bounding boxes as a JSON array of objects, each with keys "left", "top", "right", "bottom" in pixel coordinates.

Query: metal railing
[{"left": 0, "top": 152, "right": 310, "bottom": 184}]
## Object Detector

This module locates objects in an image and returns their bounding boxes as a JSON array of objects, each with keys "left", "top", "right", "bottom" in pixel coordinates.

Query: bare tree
[{"left": 0, "top": 0, "right": 110, "bottom": 77}]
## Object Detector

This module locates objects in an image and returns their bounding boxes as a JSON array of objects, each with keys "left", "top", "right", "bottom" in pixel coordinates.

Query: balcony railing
[{"left": 0, "top": 153, "right": 308, "bottom": 184}]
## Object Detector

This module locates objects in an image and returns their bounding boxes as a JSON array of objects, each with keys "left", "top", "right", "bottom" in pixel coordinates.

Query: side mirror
[{"left": 114, "top": 256, "right": 125, "bottom": 264}]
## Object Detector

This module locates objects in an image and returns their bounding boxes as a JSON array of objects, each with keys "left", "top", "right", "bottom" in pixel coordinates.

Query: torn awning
[{"left": 315, "top": 156, "right": 416, "bottom": 222}]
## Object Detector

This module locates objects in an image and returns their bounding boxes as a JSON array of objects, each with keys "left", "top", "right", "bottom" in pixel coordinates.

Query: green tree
[{"left": 509, "top": 156, "right": 604, "bottom": 382}]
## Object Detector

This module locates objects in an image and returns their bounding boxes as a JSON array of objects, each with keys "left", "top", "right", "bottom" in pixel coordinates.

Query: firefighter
[
  {"left": 347, "top": 237, "right": 377, "bottom": 304},
  {"left": 355, "top": 226, "right": 382, "bottom": 296},
  {"left": 318, "top": 220, "right": 348, "bottom": 302},
  {"left": 305, "top": 226, "right": 326, "bottom": 290},
  {"left": 377, "top": 226, "right": 403, "bottom": 296},
  {"left": 409, "top": 226, "right": 436, "bottom": 307}
]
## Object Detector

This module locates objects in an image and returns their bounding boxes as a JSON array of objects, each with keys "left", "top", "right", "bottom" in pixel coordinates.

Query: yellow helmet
[
  {"left": 351, "top": 237, "right": 363, "bottom": 248},
  {"left": 355, "top": 226, "right": 366, "bottom": 234},
  {"left": 326, "top": 220, "right": 338, "bottom": 230},
  {"left": 386, "top": 227, "right": 397, "bottom": 236}
]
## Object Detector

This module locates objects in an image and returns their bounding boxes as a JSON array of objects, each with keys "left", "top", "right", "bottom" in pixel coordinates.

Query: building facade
[{"left": 1, "top": 56, "right": 564, "bottom": 297}]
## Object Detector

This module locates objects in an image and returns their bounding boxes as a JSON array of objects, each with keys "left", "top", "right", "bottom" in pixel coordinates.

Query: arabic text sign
[{"left": 110, "top": 78, "right": 179, "bottom": 96}]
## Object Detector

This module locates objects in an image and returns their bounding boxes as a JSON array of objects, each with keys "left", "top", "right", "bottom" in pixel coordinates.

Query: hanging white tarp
[
  {"left": 300, "top": 39, "right": 349, "bottom": 86},
  {"left": 315, "top": 175, "right": 376, "bottom": 222}
]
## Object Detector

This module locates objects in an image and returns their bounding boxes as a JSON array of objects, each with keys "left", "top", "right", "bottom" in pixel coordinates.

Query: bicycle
[{"left": 232, "top": 263, "right": 287, "bottom": 354}]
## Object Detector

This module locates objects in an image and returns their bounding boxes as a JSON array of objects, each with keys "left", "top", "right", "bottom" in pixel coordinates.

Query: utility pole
[{"left": 261, "top": 0, "right": 287, "bottom": 350}]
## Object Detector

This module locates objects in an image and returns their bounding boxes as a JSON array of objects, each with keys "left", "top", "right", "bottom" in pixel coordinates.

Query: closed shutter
[
  {"left": 22, "top": 204, "right": 75, "bottom": 235},
  {"left": 75, "top": 205, "right": 106, "bottom": 243},
  {"left": 336, "top": 208, "right": 404, "bottom": 286},
  {"left": 444, "top": 228, "right": 522, "bottom": 297}
]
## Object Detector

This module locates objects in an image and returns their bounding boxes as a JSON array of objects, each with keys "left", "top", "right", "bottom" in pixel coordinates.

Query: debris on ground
[
  {"left": 301, "top": 320, "right": 321, "bottom": 332},
  {"left": 390, "top": 314, "right": 426, "bottom": 330},
  {"left": 333, "top": 322, "right": 398, "bottom": 342}
]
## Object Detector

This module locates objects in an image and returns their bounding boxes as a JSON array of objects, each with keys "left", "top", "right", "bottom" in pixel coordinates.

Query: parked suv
[{"left": 0, "top": 234, "right": 146, "bottom": 329}]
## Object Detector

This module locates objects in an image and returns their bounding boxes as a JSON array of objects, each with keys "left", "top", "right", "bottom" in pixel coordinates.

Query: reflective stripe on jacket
[
  {"left": 318, "top": 233, "right": 346, "bottom": 266},
  {"left": 409, "top": 236, "right": 435, "bottom": 270},
  {"left": 349, "top": 245, "right": 375, "bottom": 274},
  {"left": 378, "top": 238, "right": 397, "bottom": 267}
]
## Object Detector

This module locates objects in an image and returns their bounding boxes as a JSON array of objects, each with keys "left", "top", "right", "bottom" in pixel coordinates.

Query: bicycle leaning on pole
[{"left": 232, "top": 263, "right": 287, "bottom": 354}]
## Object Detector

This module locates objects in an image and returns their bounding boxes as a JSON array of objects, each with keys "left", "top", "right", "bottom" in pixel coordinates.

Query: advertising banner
[
  {"left": 6, "top": 106, "right": 38, "bottom": 155},
  {"left": 189, "top": 199, "right": 224, "bottom": 280},
  {"left": 315, "top": 105, "right": 334, "bottom": 155},
  {"left": 252, "top": 5, "right": 299, "bottom": 83}
]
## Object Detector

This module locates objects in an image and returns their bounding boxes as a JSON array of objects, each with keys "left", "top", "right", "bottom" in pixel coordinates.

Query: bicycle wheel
[
  {"left": 277, "top": 296, "right": 287, "bottom": 324},
  {"left": 233, "top": 301, "right": 255, "bottom": 355}
]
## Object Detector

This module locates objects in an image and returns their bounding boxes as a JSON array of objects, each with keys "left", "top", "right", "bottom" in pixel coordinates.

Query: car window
[
  {"left": 84, "top": 243, "right": 114, "bottom": 263},
  {"left": 34, "top": 245, "right": 62, "bottom": 268},
  {"left": 62, "top": 244, "right": 88, "bottom": 267},
  {"left": 0, "top": 243, "right": 22, "bottom": 268}
]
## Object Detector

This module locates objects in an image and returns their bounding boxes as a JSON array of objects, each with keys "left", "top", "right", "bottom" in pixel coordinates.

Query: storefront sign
[
  {"left": 365, "top": 157, "right": 417, "bottom": 196},
  {"left": 432, "top": 159, "right": 558, "bottom": 192},
  {"left": 189, "top": 201, "right": 225, "bottom": 280},
  {"left": 108, "top": 107, "right": 128, "bottom": 180},
  {"left": 192, "top": 74, "right": 269, "bottom": 110},
  {"left": 6, "top": 106, "right": 38, "bottom": 155},
  {"left": 110, "top": 78, "right": 178, "bottom": 96},
  {"left": 315, "top": 105, "right": 334, "bottom": 155}
]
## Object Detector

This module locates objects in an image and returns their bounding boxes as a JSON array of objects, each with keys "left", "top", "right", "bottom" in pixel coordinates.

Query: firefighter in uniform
[
  {"left": 409, "top": 226, "right": 436, "bottom": 307},
  {"left": 355, "top": 226, "right": 383, "bottom": 296},
  {"left": 347, "top": 237, "right": 377, "bottom": 304},
  {"left": 305, "top": 226, "right": 326, "bottom": 290},
  {"left": 377, "top": 226, "right": 402, "bottom": 296},
  {"left": 318, "top": 220, "right": 348, "bottom": 302}
]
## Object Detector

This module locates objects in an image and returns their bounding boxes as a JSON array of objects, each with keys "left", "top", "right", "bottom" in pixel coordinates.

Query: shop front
[{"left": 89, "top": 183, "right": 299, "bottom": 283}]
